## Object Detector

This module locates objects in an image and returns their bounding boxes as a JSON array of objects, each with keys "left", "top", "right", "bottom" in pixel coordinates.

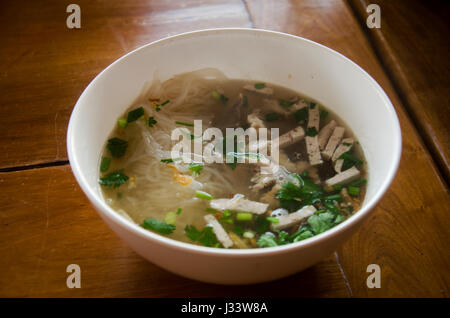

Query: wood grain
[
  {"left": 348, "top": 0, "right": 450, "bottom": 183},
  {"left": 244, "top": 0, "right": 450, "bottom": 297},
  {"left": 0, "top": 0, "right": 251, "bottom": 169},
  {"left": 0, "top": 166, "right": 349, "bottom": 297}
]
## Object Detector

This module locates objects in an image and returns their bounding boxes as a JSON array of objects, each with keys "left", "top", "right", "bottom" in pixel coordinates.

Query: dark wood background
[{"left": 0, "top": 0, "right": 448, "bottom": 297}]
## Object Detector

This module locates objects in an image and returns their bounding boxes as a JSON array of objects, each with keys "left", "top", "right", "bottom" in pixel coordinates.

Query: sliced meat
[
  {"left": 318, "top": 120, "right": 337, "bottom": 150},
  {"left": 325, "top": 166, "right": 360, "bottom": 187},
  {"left": 305, "top": 136, "right": 323, "bottom": 166},
  {"left": 262, "top": 98, "right": 308, "bottom": 116},
  {"left": 274, "top": 126, "right": 305, "bottom": 148},
  {"left": 250, "top": 173, "right": 276, "bottom": 192},
  {"left": 331, "top": 138, "right": 354, "bottom": 162},
  {"left": 271, "top": 205, "right": 317, "bottom": 231},
  {"left": 307, "top": 107, "right": 320, "bottom": 130},
  {"left": 260, "top": 183, "right": 282, "bottom": 208},
  {"left": 210, "top": 194, "right": 269, "bottom": 215},
  {"left": 247, "top": 111, "right": 266, "bottom": 130},
  {"left": 204, "top": 214, "right": 233, "bottom": 248},
  {"left": 334, "top": 158, "right": 344, "bottom": 173},
  {"left": 322, "top": 126, "right": 345, "bottom": 160},
  {"left": 244, "top": 84, "right": 274, "bottom": 96}
]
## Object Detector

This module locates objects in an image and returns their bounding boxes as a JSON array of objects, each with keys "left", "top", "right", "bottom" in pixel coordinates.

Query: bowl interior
[{"left": 68, "top": 29, "right": 401, "bottom": 248}]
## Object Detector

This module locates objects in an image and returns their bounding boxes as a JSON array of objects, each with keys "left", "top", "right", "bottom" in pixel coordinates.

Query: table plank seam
[
  {"left": 334, "top": 252, "right": 353, "bottom": 297},
  {"left": 0, "top": 160, "right": 69, "bottom": 173}
]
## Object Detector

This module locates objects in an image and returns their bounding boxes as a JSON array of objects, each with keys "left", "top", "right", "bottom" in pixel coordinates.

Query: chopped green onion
[
  {"left": 236, "top": 212, "right": 253, "bottom": 221},
  {"left": 254, "top": 83, "right": 266, "bottom": 89},
  {"left": 205, "top": 208, "right": 217, "bottom": 213},
  {"left": 333, "top": 184, "right": 344, "bottom": 191},
  {"left": 243, "top": 231, "right": 255, "bottom": 239},
  {"left": 195, "top": 190, "right": 213, "bottom": 200},
  {"left": 159, "top": 100, "right": 170, "bottom": 106},
  {"left": 211, "top": 91, "right": 229, "bottom": 103},
  {"left": 325, "top": 194, "right": 342, "bottom": 202},
  {"left": 160, "top": 158, "right": 173, "bottom": 163},
  {"left": 100, "top": 157, "right": 111, "bottom": 172},
  {"left": 348, "top": 186, "right": 360, "bottom": 197},
  {"left": 349, "top": 178, "right": 367, "bottom": 187},
  {"left": 266, "top": 217, "right": 279, "bottom": 223},
  {"left": 117, "top": 118, "right": 128, "bottom": 128},
  {"left": 176, "top": 208, "right": 182, "bottom": 215},
  {"left": 164, "top": 211, "right": 177, "bottom": 225},
  {"left": 175, "top": 121, "right": 194, "bottom": 127}
]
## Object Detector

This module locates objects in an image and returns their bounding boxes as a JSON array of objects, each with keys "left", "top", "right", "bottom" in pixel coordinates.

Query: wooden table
[{"left": 0, "top": 0, "right": 448, "bottom": 297}]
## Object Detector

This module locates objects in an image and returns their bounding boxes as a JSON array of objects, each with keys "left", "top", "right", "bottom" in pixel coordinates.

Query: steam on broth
[{"left": 99, "top": 68, "right": 367, "bottom": 249}]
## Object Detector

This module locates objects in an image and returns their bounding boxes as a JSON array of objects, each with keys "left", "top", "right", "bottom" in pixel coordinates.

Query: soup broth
[{"left": 99, "top": 68, "right": 367, "bottom": 249}]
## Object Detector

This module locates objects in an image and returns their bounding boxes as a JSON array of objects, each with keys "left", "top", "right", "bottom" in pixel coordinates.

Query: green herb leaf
[
  {"left": 307, "top": 211, "right": 336, "bottom": 235},
  {"left": 99, "top": 170, "right": 129, "bottom": 188},
  {"left": 309, "top": 102, "right": 316, "bottom": 109},
  {"left": 142, "top": 218, "right": 176, "bottom": 235},
  {"left": 338, "top": 150, "right": 363, "bottom": 170},
  {"left": 127, "top": 107, "right": 144, "bottom": 123},
  {"left": 306, "top": 127, "right": 318, "bottom": 137},
  {"left": 265, "top": 112, "right": 279, "bottom": 122},
  {"left": 160, "top": 158, "right": 173, "bottom": 163},
  {"left": 184, "top": 225, "right": 219, "bottom": 247},
  {"left": 147, "top": 116, "right": 157, "bottom": 127},
  {"left": 319, "top": 108, "right": 329, "bottom": 120},
  {"left": 176, "top": 208, "right": 182, "bottom": 215},
  {"left": 276, "top": 174, "right": 324, "bottom": 211},
  {"left": 107, "top": 138, "right": 128, "bottom": 158},
  {"left": 294, "top": 107, "right": 308, "bottom": 124},
  {"left": 189, "top": 163, "right": 203, "bottom": 175},
  {"left": 100, "top": 157, "right": 111, "bottom": 172},
  {"left": 232, "top": 226, "right": 244, "bottom": 236},
  {"left": 256, "top": 233, "right": 278, "bottom": 248},
  {"left": 279, "top": 99, "right": 295, "bottom": 108},
  {"left": 254, "top": 83, "right": 266, "bottom": 89}
]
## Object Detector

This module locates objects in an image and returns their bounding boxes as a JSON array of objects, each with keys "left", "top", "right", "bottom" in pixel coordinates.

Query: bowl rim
[{"left": 67, "top": 28, "right": 402, "bottom": 257}]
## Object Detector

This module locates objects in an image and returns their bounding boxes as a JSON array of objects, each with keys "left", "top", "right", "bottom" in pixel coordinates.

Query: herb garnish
[
  {"left": 107, "top": 138, "right": 128, "bottom": 158},
  {"left": 142, "top": 218, "right": 176, "bottom": 235},
  {"left": 184, "top": 225, "right": 220, "bottom": 247},
  {"left": 98, "top": 169, "right": 129, "bottom": 188},
  {"left": 127, "top": 107, "right": 144, "bottom": 123},
  {"left": 306, "top": 127, "right": 318, "bottom": 137}
]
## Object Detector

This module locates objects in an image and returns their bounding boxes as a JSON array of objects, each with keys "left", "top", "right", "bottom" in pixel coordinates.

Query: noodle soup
[{"left": 99, "top": 68, "right": 367, "bottom": 249}]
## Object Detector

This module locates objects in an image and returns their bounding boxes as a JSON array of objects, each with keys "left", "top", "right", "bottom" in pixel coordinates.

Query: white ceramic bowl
[{"left": 67, "top": 28, "right": 401, "bottom": 285}]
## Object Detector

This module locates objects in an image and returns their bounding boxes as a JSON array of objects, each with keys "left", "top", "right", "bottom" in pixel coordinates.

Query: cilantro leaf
[
  {"left": 142, "top": 218, "right": 176, "bottom": 235},
  {"left": 254, "top": 83, "right": 266, "bottom": 89},
  {"left": 306, "top": 127, "right": 318, "bottom": 137},
  {"left": 294, "top": 107, "right": 308, "bottom": 124},
  {"left": 127, "top": 107, "right": 144, "bottom": 123},
  {"left": 279, "top": 99, "right": 295, "bottom": 108},
  {"left": 276, "top": 174, "right": 324, "bottom": 211},
  {"left": 99, "top": 170, "right": 129, "bottom": 188},
  {"left": 184, "top": 225, "right": 220, "bottom": 247},
  {"left": 107, "top": 138, "right": 128, "bottom": 158},
  {"left": 256, "top": 233, "right": 278, "bottom": 248}
]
